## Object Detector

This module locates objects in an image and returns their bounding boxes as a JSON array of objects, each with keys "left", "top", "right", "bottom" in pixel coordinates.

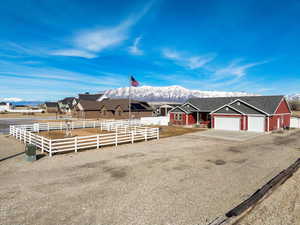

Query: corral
[{"left": 9, "top": 120, "right": 159, "bottom": 156}]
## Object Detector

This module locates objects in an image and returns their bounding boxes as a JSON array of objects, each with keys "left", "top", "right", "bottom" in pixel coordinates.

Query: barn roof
[{"left": 174, "top": 95, "right": 285, "bottom": 115}]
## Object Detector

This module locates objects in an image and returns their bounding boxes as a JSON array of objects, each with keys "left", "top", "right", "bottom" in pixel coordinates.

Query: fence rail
[{"left": 10, "top": 120, "right": 159, "bottom": 157}]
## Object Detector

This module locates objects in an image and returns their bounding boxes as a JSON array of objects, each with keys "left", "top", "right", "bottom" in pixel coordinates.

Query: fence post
[
  {"left": 60, "top": 122, "right": 63, "bottom": 130},
  {"left": 83, "top": 121, "right": 85, "bottom": 128},
  {"left": 115, "top": 131, "right": 118, "bottom": 147},
  {"left": 93, "top": 121, "right": 96, "bottom": 128},
  {"left": 145, "top": 128, "right": 148, "bottom": 141},
  {"left": 41, "top": 136, "right": 44, "bottom": 153},
  {"left": 75, "top": 137, "right": 78, "bottom": 152},
  {"left": 48, "top": 122, "right": 50, "bottom": 131},
  {"left": 97, "top": 135, "right": 100, "bottom": 149},
  {"left": 131, "top": 130, "right": 134, "bottom": 144},
  {"left": 29, "top": 131, "right": 32, "bottom": 144},
  {"left": 100, "top": 122, "right": 103, "bottom": 131},
  {"left": 157, "top": 128, "right": 160, "bottom": 140},
  {"left": 49, "top": 140, "right": 52, "bottom": 157}
]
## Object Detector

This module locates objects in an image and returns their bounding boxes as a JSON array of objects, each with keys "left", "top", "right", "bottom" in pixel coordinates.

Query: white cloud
[
  {"left": 128, "top": 36, "right": 143, "bottom": 55},
  {"left": 50, "top": 2, "right": 154, "bottom": 59},
  {"left": 50, "top": 49, "right": 97, "bottom": 59},
  {"left": 214, "top": 60, "right": 268, "bottom": 78},
  {"left": 162, "top": 48, "right": 216, "bottom": 69},
  {"left": 0, "top": 97, "right": 23, "bottom": 102}
]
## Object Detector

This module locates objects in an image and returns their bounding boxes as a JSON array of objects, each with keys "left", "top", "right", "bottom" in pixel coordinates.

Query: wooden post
[
  {"left": 83, "top": 121, "right": 85, "bottom": 128},
  {"left": 75, "top": 137, "right": 78, "bottom": 152},
  {"left": 97, "top": 135, "right": 100, "bottom": 149},
  {"left": 131, "top": 130, "right": 134, "bottom": 143},
  {"left": 93, "top": 121, "right": 96, "bottom": 128},
  {"left": 41, "top": 137, "right": 44, "bottom": 153},
  {"left": 115, "top": 131, "right": 118, "bottom": 146},
  {"left": 29, "top": 132, "right": 32, "bottom": 144},
  {"left": 49, "top": 140, "right": 52, "bottom": 157},
  {"left": 100, "top": 122, "right": 103, "bottom": 131},
  {"left": 157, "top": 128, "right": 160, "bottom": 140},
  {"left": 48, "top": 122, "right": 50, "bottom": 131}
]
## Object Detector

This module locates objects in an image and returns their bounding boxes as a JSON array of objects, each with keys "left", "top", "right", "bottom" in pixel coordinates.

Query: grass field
[
  {"left": 152, "top": 125, "right": 206, "bottom": 138},
  {"left": 0, "top": 112, "right": 61, "bottom": 118}
]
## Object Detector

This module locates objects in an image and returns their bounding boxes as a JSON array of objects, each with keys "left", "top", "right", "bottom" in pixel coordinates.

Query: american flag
[{"left": 130, "top": 76, "right": 139, "bottom": 87}]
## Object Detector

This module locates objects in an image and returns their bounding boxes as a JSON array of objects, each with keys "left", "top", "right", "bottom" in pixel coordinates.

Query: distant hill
[{"left": 104, "top": 85, "right": 256, "bottom": 102}]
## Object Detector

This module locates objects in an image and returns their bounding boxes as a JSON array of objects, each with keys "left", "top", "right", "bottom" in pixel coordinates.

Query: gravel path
[
  {"left": 235, "top": 169, "right": 300, "bottom": 225},
  {"left": 0, "top": 130, "right": 299, "bottom": 225}
]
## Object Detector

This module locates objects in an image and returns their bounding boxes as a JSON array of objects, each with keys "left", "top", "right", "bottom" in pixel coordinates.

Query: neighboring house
[
  {"left": 58, "top": 97, "right": 76, "bottom": 113},
  {"left": 44, "top": 102, "right": 59, "bottom": 113},
  {"left": 0, "top": 102, "right": 11, "bottom": 112},
  {"left": 78, "top": 93, "right": 106, "bottom": 101},
  {"left": 169, "top": 95, "right": 291, "bottom": 132},
  {"left": 73, "top": 99, "right": 153, "bottom": 119},
  {"left": 158, "top": 103, "right": 182, "bottom": 116}
]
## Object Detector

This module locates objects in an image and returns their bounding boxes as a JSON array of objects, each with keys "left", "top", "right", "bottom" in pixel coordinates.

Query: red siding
[
  {"left": 170, "top": 112, "right": 187, "bottom": 125},
  {"left": 188, "top": 114, "right": 196, "bottom": 125},
  {"left": 275, "top": 99, "right": 291, "bottom": 114}
]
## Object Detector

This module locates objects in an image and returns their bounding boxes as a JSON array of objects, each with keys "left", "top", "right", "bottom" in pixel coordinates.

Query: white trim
[
  {"left": 228, "top": 99, "right": 269, "bottom": 115},
  {"left": 267, "top": 117, "right": 269, "bottom": 132},
  {"left": 274, "top": 97, "right": 292, "bottom": 114},
  {"left": 271, "top": 113, "right": 291, "bottom": 116},
  {"left": 169, "top": 106, "right": 189, "bottom": 114},
  {"left": 210, "top": 104, "right": 245, "bottom": 115},
  {"left": 213, "top": 113, "right": 242, "bottom": 116},
  {"left": 182, "top": 102, "right": 201, "bottom": 111}
]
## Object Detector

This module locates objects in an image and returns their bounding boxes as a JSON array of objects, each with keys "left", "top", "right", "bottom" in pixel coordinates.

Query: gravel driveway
[{"left": 0, "top": 130, "right": 299, "bottom": 225}]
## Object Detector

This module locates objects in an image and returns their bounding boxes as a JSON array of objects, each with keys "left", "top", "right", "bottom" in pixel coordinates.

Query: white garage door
[
  {"left": 214, "top": 117, "right": 241, "bottom": 131},
  {"left": 248, "top": 116, "right": 265, "bottom": 132}
]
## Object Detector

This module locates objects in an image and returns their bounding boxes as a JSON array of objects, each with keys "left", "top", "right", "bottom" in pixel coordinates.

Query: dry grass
[
  {"left": 292, "top": 111, "right": 300, "bottom": 117},
  {"left": 151, "top": 125, "right": 206, "bottom": 138},
  {"left": 39, "top": 128, "right": 112, "bottom": 139}
]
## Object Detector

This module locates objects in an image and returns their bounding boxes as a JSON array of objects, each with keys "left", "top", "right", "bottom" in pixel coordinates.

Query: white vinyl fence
[
  {"left": 140, "top": 116, "right": 169, "bottom": 126},
  {"left": 10, "top": 120, "right": 159, "bottom": 157},
  {"left": 290, "top": 117, "right": 300, "bottom": 128}
]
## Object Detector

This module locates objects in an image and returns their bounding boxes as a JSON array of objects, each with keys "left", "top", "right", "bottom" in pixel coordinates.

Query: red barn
[{"left": 169, "top": 95, "right": 291, "bottom": 132}]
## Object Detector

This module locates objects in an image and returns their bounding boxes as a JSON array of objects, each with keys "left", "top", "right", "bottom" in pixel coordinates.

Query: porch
[{"left": 188, "top": 112, "right": 211, "bottom": 126}]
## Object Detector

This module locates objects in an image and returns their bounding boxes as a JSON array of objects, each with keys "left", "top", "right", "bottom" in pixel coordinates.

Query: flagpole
[{"left": 128, "top": 75, "right": 131, "bottom": 126}]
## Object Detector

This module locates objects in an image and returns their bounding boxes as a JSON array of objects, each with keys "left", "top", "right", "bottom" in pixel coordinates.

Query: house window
[{"left": 174, "top": 113, "right": 183, "bottom": 121}]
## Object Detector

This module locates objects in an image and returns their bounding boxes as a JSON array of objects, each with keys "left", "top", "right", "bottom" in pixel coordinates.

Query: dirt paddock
[
  {"left": 0, "top": 130, "right": 300, "bottom": 225},
  {"left": 38, "top": 126, "right": 205, "bottom": 139}
]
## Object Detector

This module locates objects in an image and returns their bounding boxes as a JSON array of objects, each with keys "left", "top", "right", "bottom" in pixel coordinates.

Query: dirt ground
[
  {"left": 154, "top": 125, "right": 206, "bottom": 138},
  {"left": 292, "top": 110, "right": 300, "bottom": 117},
  {"left": 0, "top": 112, "right": 60, "bottom": 118},
  {"left": 38, "top": 126, "right": 204, "bottom": 139},
  {"left": 39, "top": 128, "right": 112, "bottom": 139},
  {"left": 0, "top": 130, "right": 300, "bottom": 225}
]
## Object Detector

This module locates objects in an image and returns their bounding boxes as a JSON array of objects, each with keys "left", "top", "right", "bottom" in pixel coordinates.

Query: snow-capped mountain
[
  {"left": 104, "top": 85, "right": 256, "bottom": 102},
  {"left": 287, "top": 94, "right": 300, "bottom": 101}
]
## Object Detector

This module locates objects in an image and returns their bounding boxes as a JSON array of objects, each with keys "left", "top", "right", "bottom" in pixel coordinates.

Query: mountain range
[{"left": 104, "top": 85, "right": 257, "bottom": 103}]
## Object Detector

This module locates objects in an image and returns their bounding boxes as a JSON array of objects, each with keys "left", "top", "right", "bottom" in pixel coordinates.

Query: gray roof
[
  {"left": 183, "top": 95, "right": 285, "bottom": 115},
  {"left": 78, "top": 93, "right": 103, "bottom": 101},
  {"left": 45, "top": 102, "right": 58, "bottom": 108}
]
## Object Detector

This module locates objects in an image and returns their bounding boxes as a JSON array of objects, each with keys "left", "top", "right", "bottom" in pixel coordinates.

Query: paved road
[{"left": 0, "top": 130, "right": 299, "bottom": 225}]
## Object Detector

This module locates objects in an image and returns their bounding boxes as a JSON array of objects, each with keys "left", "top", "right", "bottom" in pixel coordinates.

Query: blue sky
[{"left": 1, "top": 0, "right": 300, "bottom": 101}]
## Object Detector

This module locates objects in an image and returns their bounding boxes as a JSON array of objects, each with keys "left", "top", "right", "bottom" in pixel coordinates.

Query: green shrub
[{"left": 25, "top": 144, "right": 37, "bottom": 156}]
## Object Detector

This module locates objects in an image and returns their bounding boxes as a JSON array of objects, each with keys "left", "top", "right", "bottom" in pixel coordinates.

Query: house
[
  {"left": 58, "top": 97, "right": 76, "bottom": 113},
  {"left": 169, "top": 95, "right": 291, "bottom": 132},
  {"left": 73, "top": 99, "right": 153, "bottom": 119},
  {"left": 0, "top": 102, "right": 11, "bottom": 112},
  {"left": 78, "top": 93, "right": 106, "bottom": 101},
  {"left": 44, "top": 102, "right": 59, "bottom": 113}
]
